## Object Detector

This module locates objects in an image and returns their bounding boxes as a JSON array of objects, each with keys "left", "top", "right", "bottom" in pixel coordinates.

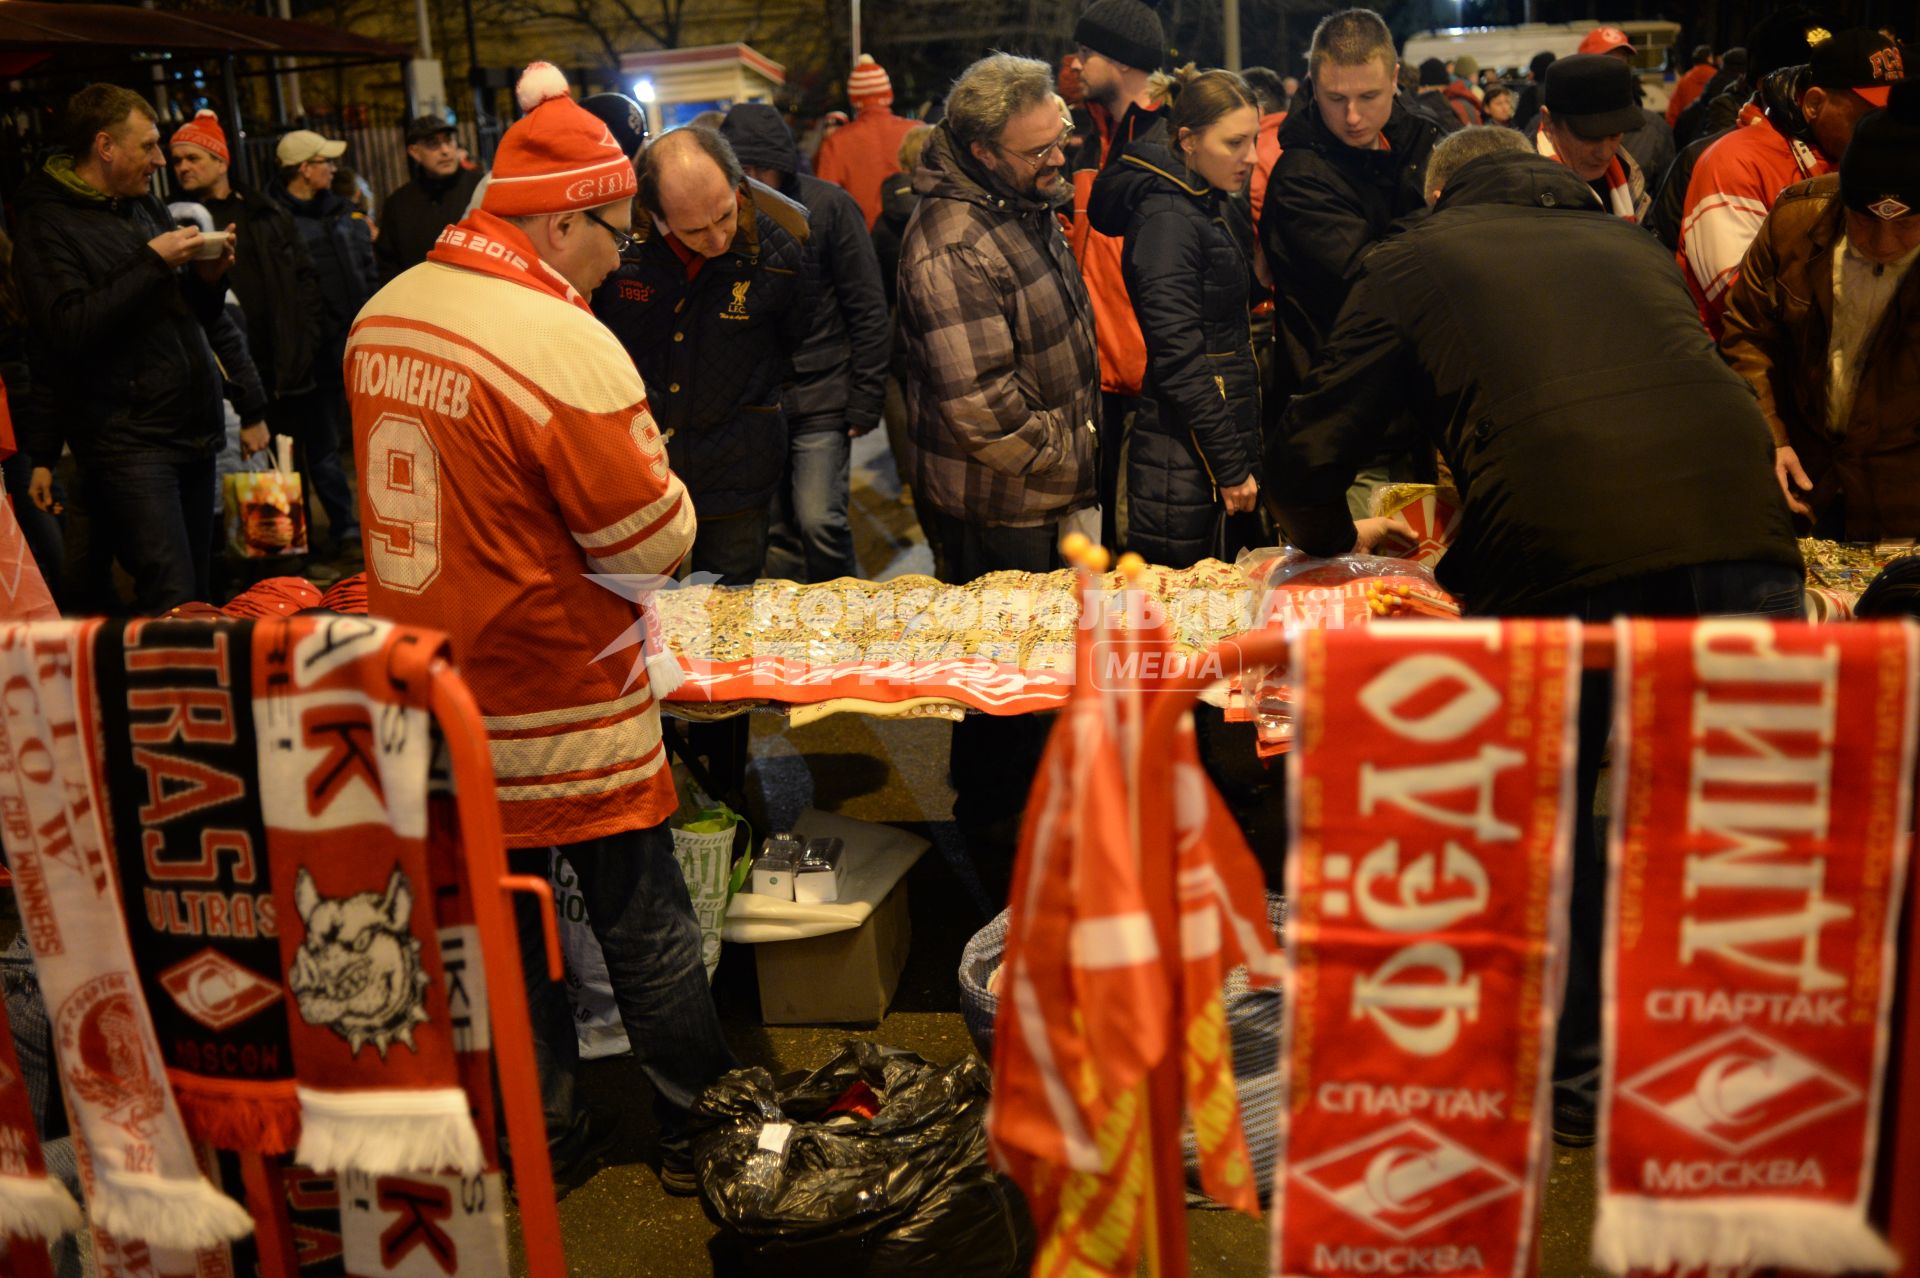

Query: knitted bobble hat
[
  {"left": 481, "top": 62, "right": 637, "bottom": 217},
  {"left": 849, "top": 54, "right": 893, "bottom": 106},
  {"left": 171, "top": 109, "right": 229, "bottom": 164}
]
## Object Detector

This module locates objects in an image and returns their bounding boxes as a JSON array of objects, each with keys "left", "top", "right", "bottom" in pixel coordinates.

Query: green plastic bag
[{"left": 672, "top": 804, "right": 749, "bottom": 982}]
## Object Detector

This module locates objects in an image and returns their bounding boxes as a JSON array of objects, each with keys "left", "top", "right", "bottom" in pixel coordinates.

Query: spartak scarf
[
  {"left": 1276, "top": 619, "right": 1579, "bottom": 1278},
  {"left": 0, "top": 990, "right": 82, "bottom": 1273},
  {"left": 0, "top": 622, "right": 253, "bottom": 1250},
  {"left": 91, "top": 619, "right": 299, "bottom": 1153},
  {"left": 330, "top": 804, "right": 507, "bottom": 1277},
  {"left": 257, "top": 615, "right": 483, "bottom": 1179},
  {"left": 1595, "top": 618, "right": 1909, "bottom": 1274}
]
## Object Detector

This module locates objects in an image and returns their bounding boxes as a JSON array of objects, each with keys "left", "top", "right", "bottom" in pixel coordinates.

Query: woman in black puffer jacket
[{"left": 1090, "top": 68, "right": 1263, "bottom": 568}]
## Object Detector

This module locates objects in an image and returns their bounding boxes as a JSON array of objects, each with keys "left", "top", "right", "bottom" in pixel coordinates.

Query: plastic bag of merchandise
[
  {"left": 692, "top": 1041, "right": 1031, "bottom": 1277},
  {"left": 1232, "top": 547, "right": 1461, "bottom": 756}
]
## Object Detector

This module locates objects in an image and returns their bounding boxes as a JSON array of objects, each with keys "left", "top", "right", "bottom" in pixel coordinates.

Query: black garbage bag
[{"left": 691, "top": 1041, "right": 1031, "bottom": 1277}]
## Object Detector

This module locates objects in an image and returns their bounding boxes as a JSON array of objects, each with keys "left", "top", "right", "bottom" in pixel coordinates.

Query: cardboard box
[{"left": 753, "top": 880, "right": 910, "bottom": 1025}]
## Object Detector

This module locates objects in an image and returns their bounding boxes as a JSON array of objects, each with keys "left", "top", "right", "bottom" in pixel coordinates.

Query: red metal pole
[{"left": 428, "top": 664, "right": 568, "bottom": 1278}]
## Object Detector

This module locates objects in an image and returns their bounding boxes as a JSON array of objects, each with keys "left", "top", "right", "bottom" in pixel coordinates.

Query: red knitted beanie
[
  {"left": 170, "top": 109, "right": 229, "bottom": 164},
  {"left": 482, "top": 62, "right": 638, "bottom": 216}
]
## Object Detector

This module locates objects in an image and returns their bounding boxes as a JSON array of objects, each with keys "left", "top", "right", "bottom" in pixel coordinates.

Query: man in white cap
[
  {"left": 273, "top": 127, "right": 371, "bottom": 558},
  {"left": 345, "top": 61, "right": 725, "bottom": 1197}
]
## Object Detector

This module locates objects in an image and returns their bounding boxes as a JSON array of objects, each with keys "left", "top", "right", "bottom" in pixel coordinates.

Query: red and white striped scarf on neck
[{"left": 1535, "top": 127, "right": 1638, "bottom": 221}]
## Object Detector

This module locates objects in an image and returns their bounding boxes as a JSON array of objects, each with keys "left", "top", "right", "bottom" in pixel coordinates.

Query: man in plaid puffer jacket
[{"left": 897, "top": 54, "right": 1100, "bottom": 588}]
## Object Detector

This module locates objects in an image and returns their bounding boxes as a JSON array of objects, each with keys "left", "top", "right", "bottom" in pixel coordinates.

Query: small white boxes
[{"left": 791, "top": 837, "right": 845, "bottom": 904}]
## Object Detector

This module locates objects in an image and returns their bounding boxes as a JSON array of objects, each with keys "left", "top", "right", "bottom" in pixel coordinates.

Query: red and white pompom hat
[
  {"left": 848, "top": 54, "right": 894, "bottom": 107},
  {"left": 481, "top": 62, "right": 637, "bottom": 217}
]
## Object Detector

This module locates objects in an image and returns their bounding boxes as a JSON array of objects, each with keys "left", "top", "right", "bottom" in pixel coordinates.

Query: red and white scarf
[
  {"left": 0, "top": 991, "right": 81, "bottom": 1267},
  {"left": 0, "top": 622, "right": 253, "bottom": 1251},
  {"left": 1595, "top": 619, "right": 1909, "bottom": 1273},
  {"left": 1275, "top": 620, "right": 1580, "bottom": 1277},
  {"left": 1536, "top": 127, "right": 1639, "bottom": 221},
  {"left": 257, "top": 616, "right": 484, "bottom": 1179}
]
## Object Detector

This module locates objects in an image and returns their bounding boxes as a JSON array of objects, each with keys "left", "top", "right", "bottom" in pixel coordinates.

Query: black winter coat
[
  {"left": 783, "top": 171, "right": 890, "bottom": 432},
  {"left": 594, "top": 182, "right": 811, "bottom": 516},
  {"left": 273, "top": 184, "right": 377, "bottom": 345},
  {"left": 872, "top": 170, "right": 916, "bottom": 309},
  {"left": 1090, "top": 127, "right": 1260, "bottom": 567},
  {"left": 1269, "top": 151, "right": 1799, "bottom": 615},
  {"left": 376, "top": 167, "right": 483, "bottom": 284},
  {"left": 721, "top": 104, "right": 888, "bottom": 432},
  {"left": 1259, "top": 91, "right": 1439, "bottom": 411},
  {"left": 197, "top": 185, "right": 328, "bottom": 398},
  {"left": 11, "top": 159, "right": 269, "bottom": 468}
]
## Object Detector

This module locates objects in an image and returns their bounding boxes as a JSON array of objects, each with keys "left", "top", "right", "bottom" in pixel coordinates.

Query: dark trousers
[
  {"left": 1531, "top": 559, "right": 1805, "bottom": 1113},
  {"left": 83, "top": 454, "right": 217, "bottom": 614},
  {"left": 1098, "top": 390, "right": 1132, "bottom": 551},
  {"left": 930, "top": 509, "right": 1067, "bottom": 836},
  {"left": 688, "top": 508, "right": 771, "bottom": 588},
  {"left": 510, "top": 823, "right": 736, "bottom": 1161}
]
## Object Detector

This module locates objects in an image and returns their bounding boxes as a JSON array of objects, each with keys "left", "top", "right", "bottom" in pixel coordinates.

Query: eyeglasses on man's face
[
  {"left": 585, "top": 209, "right": 636, "bottom": 253},
  {"left": 996, "top": 126, "right": 1075, "bottom": 170}
]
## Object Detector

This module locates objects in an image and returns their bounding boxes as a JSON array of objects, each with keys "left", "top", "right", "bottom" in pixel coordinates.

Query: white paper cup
[{"left": 194, "top": 230, "right": 232, "bottom": 260}]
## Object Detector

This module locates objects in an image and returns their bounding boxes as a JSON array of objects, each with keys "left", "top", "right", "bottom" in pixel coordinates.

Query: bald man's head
[{"left": 637, "top": 125, "right": 745, "bottom": 257}]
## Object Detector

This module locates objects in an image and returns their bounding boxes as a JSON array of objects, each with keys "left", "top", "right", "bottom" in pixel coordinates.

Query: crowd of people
[{"left": 5, "top": 0, "right": 1917, "bottom": 1195}]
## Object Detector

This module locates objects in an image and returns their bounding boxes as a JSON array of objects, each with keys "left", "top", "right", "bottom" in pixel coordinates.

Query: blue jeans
[
  {"left": 84, "top": 455, "right": 216, "bottom": 613},
  {"left": 273, "top": 385, "right": 360, "bottom": 545},
  {"left": 510, "top": 823, "right": 736, "bottom": 1161},
  {"left": 689, "top": 508, "right": 770, "bottom": 588},
  {"left": 1529, "top": 560, "right": 1805, "bottom": 1116},
  {"left": 766, "top": 426, "right": 855, "bottom": 583}
]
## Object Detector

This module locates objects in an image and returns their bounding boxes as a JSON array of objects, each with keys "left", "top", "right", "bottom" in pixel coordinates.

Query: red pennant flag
[{"left": 989, "top": 586, "right": 1171, "bottom": 1275}]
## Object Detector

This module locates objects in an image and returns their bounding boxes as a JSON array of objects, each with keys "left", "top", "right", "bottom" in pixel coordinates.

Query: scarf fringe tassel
[
  {"left": 644, "top": 644, "right": 684, "bottom": 699},
  {"left": 0, "top": 1176, "right": 83, "bottom": 1243},
  {"left": 172, "top": 1079, "right": 302, "bottom": 1156},
  {"left": 1593, "top": 1196, "right": 1899, "bottom": 1275},
  {"left": 91, "top": 1168, "right": 254, "bottom": 1251},
  {"left": 294, "top": 1087, "right": 484, "bottom": 1177}
]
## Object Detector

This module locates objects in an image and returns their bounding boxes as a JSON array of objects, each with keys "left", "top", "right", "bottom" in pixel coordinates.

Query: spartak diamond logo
[
  {"left": 160, "top": 948, "right": 283, "bottom": 1032},
  {"left": 1619, "top": 1027, "right": 1860, "bottom": 1155},
  {"left": 1867, "top": 196, "right": 1912, "bottom": 221},
  {"left": 1292, "top": 1119, "right": 1521, "bottom": 1240}
]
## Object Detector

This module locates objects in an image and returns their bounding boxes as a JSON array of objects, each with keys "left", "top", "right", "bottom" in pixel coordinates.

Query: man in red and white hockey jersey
[
  {"left": 346, "top": 61, "right": 730, "bottom": 1195},
  {"left": 1676, "top": 28, "right": 1902, "bottom": 336}
]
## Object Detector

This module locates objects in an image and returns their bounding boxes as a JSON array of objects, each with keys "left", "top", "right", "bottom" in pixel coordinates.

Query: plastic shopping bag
[
  {"left": 672, "top": 803, "right": 748, "bottom": 980},
  {"left": 692, "top": 1042, "right": 1031, "bottom": 1277},
  {"left": 222, "top": 438, "right": 308, "bottom": 559}
]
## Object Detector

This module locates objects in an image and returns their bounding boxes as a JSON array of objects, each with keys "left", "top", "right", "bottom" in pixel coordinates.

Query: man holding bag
[{"left": 346, "top": 61, "right": 731, "bottom": 1197}]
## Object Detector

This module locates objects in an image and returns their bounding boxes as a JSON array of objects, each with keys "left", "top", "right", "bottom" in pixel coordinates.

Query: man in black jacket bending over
[
  {"left": 14, "top": 83, "right": 270, "bottom": 613},
  {"left": 595, "top": 126, "right": 810, "bottom": 587},
  {"left": 1260, "top": 8, "right": 1440, "bottom": 516},
  {"left": 721, "top": 104, "right": 889, "bottom": 584},
  {"left": 1269, "top": 125, "right": 1804, "bottom": 1150}
]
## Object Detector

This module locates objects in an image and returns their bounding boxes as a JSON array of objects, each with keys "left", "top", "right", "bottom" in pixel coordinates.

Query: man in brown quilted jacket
[{"left": 1720, "top": 81, "right": 1920, "bottom": 542}]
